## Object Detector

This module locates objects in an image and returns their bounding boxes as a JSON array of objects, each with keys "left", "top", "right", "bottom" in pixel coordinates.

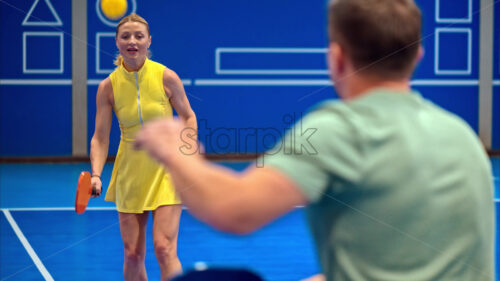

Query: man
[{"left": 135, "top": 0, "right": 495, "bottom": 280}]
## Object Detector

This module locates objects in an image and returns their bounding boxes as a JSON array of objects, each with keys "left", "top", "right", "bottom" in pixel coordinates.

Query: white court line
[
  {"left": 0, "top": 79, "right": 192, "bottom": 86},
  {"left": 0, "top": 205, "right": 304, "bottom": 211},
  {"left": 2, "top": 209, "right": 54, "bottom": 281},
  {"left": 3, "top": 207, "right": 117, "bottom": 211},
  {"left": 195, "top": 79, "right": 332, "bottom": 86},
  {"left": 87, "top": 79, "right": 193, "bottom": 86},
  {"left": 181, "top": 79, "right": 193, "bottom": 86},
  {"left": 195, "top": 79, "right": 333, "bottom": 86},
  {"left": 1, "top": 206, "right": 194, "bottom": 211},
  {"left": 410, "top": 79, "right": 478, "bottom": 86},
  {"left": 0, "top": 79, "right": 71, "bottom": 85},
  {"left": 193, "top": 79, "right": 484, "bottom": 87},
  {"left": 87, "top": 79, "right": 101, "bottom": 85},
  {"left": 0, "top": 79, "right": 493, "bottom": 87}
]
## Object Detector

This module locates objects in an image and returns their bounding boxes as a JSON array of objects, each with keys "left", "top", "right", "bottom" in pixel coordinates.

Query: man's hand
[
  {"left": 300, "top": 274, "right": 325, "bottom": 281},
  {"left": 135, "top": 118, "right": 199, "bottom": 165}
]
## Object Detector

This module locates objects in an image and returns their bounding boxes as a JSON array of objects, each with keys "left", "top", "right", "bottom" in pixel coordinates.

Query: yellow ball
[{"left": 101, "top": 0, "right": 127, "bottom": 20}]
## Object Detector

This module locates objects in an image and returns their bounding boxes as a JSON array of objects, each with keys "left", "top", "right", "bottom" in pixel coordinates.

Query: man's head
[{"left": 327, "top": 0, "right": 422, "bottom": 94}]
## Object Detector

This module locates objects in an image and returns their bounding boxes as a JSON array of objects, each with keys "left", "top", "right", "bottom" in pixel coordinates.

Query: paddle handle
[{"left": 91, "top": 186, "right": 99, "bottom": 196}]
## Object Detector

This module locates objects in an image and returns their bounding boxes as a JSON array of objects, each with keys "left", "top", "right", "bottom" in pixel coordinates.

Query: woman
[{"left": 90, "top": 13, "right": 197, "bottom": 281}]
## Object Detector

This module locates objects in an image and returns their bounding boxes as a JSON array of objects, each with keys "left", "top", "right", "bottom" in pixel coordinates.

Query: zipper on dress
[{"left": 134, "top": 72, "right": 144, "bottom": 126}]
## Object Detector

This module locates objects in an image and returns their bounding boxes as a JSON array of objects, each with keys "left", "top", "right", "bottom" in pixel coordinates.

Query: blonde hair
[{"left": 114, "top": 13, "right": 152, "bottom": 66}]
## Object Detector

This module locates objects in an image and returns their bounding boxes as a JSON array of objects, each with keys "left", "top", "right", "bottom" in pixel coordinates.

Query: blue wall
[
  {"left": 0, "top": 0, "right": 72, "bottom": 156},
  {"left": 1, "top": 0, "right": 498, "bottom": 156}
]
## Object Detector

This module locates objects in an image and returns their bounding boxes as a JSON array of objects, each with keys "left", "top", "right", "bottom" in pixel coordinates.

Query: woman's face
[{"left": 116, "top": 21, "right": 151, "bottom": 64}]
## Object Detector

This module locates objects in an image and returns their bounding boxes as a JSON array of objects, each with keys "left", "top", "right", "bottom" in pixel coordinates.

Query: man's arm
[{"left": 135, "top": 118, "right": 308, "bottom": 234}]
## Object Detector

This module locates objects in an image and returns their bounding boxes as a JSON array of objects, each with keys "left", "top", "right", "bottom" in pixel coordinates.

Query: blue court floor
[
  {"left": 0, "top": 162, "right": 319, "bottom": 281},
  {"left": 1, "top": 159, "right": 499, "bottom": 280}
]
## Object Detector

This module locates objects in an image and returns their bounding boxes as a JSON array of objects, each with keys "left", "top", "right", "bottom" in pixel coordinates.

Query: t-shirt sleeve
[{"left": 259, "top": 106, "right": 363, "bottom": 203}]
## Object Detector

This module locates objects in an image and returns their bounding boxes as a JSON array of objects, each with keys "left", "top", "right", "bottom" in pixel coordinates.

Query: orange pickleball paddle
[{"left": 75, "top": 171, "right": 97, "bottom": 214}]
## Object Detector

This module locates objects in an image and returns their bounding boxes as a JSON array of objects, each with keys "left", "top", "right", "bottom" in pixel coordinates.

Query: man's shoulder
[{"left": 304, "top": 99, "right": 354, "bottom": 122}]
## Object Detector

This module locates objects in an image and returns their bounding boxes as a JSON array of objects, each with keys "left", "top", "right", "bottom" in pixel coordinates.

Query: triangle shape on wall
[{"left": 22, "top": 0, "right": 63, "bottom": 26}]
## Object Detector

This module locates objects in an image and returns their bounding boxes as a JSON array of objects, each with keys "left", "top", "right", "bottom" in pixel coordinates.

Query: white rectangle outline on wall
[
  {"left": 434, "top": 28, "right": 472, "bottom": 75},
  {"left": 436, "top": 0, "right": 472, "bottom": 23},
  {"left": 215, "top": 48, "right": 329, "bottom": 75},
  {"left": 23, "top": 32, "right": 64, "bottom": 74},
  {"left": 96, "top": 32, "right": 115, "bottom": 74}
]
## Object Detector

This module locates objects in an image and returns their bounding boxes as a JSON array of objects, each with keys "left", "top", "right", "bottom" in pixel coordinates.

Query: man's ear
[
  {"left": 328, "top": 42, "right": 344, "bottom": 80},
  {"left": 417, "top": 45, "right": 424, "bottom": 62}
]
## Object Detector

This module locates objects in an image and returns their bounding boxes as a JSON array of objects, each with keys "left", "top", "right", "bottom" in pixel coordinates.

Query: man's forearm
[{"left": 166, "top": 155, "right": 246, "bottom": 231}]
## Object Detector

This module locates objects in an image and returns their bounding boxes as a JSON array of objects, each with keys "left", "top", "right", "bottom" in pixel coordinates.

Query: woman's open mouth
[{"left": 127, "top": 48, "right": 138, "bottom": 54}]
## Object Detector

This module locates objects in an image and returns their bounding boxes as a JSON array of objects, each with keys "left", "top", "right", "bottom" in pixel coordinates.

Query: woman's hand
[{"left": 91, "top": 176, "right": 102, "bottom": 197}]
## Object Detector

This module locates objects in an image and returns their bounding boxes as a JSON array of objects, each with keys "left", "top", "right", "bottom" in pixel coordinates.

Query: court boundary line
[
  {"left": 1, "top": 79, "right": 499, "bottom": 86},
  {"left": 195, "top": 79, "right": 333, "bottom": 86},
  {"left": 2, "top": 207, "right": 117, "bottom": 211},
  {"left": 0, "top": 206, "right": 306, "bottom": 212},
  {"left": 194, "top": 79, "right": 486, "bottom": 86},
  {"left": 0, "top": 79, "right": 193, "bottom": 86},
  {"left": 1, "top": 209, "right": 54, "bottom": 281},
  {"left": 0, "top": 79, "right": 72, "bottom": 85}
]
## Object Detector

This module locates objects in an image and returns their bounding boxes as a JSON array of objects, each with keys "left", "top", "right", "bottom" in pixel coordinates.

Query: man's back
[
  {"left": 134, "top": 0, "right": 495, "bottom": 279},
  {"left": 265, "top": 89, "right": 495, "bottom": 280}
]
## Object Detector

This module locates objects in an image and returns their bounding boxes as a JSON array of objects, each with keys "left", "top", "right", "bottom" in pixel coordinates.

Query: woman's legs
[
  {"left": 118, "top": 211, "right": 149, "bottom": 281},
  {"left": 152, "top": 205, "right": 183, "bottom": 281}
]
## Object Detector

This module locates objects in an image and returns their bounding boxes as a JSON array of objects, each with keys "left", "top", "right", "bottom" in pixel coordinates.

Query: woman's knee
[
  {"left": 153, "top": 238, "right": 177, "bottom": 259},
  {"left": 124, "top": 245, "right": 146, "bottom": 263}
]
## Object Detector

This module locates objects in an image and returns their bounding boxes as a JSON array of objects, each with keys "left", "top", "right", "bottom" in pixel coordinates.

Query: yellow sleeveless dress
[{"left": 105, "top": 58, "right": 181, "bottom": 213}]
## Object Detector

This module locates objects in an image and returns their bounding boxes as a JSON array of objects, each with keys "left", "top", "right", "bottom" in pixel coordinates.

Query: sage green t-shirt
[{"left": 263, "top": 88, "right": 494, "bottom": 281}]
